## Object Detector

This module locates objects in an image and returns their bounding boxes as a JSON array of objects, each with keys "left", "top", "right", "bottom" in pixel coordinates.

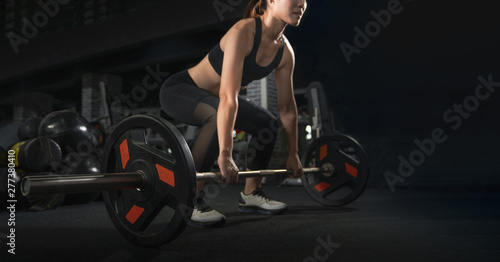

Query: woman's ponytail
[{"left": 243, "top": 0, "right": 267, "bottom": 18}]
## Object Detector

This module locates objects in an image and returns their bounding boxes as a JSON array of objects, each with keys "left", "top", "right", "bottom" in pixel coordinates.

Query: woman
[{"left": 160, "top": 0, "right": 307, "bottom": 227}]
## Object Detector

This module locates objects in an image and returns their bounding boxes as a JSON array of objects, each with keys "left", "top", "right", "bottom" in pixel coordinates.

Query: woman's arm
[
  {"left": 275, "top": 37, "right": 303, "bottom": 178},
  {"left": 217, "top": 22, "right": 253, "bottom": 183}
]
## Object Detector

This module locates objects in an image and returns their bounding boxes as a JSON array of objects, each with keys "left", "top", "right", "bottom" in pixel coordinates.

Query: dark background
[{"left": 1, "top": 0, "right": 499, "bottom": 189}]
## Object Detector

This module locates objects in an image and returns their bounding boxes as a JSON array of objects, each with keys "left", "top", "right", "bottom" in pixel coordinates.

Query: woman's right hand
[{"left": 218, "top": 154, "right": 239, "bottom": 184}]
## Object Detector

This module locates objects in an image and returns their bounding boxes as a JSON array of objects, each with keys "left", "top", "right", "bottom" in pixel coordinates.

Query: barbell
[
  {"left": 20, "top": 114, "right": 369, "bottom": 247},
  {"left": 21, "top": 167, "right": 330, "bottom": 195}
]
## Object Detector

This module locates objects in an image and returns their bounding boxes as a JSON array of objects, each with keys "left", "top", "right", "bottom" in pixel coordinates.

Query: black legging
[{"left": 159, "top": 69, "right": 278, "bottom": 172}]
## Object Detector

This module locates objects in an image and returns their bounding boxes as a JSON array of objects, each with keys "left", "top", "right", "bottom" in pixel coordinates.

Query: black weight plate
[
  {"left": 102, "top": 115, "right": 196, "bottom": 247},
  {"left": 302, "top": 134, "right": 369, "bottom": 207}
]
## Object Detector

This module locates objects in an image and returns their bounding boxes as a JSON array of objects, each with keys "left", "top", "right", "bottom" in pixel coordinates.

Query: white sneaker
[
  {"left": 190, "top": 191, "right": 226, "bottom": 227},
  {"left": 238, "top": 187, "right": 288, "bottom": 214}
]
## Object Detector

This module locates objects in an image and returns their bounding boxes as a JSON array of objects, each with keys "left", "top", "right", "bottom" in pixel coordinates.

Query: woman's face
[{"left": 272, "top": 0, "right": 307, "bottom": 26}]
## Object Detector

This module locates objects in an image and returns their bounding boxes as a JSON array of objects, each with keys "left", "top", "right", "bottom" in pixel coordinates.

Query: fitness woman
[{"left": 160, "top": 0, "right": 307, "bottom": 227}]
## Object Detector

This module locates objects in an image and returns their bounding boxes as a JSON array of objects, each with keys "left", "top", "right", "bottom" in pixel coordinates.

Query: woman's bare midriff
[{"left": 188, "top": 55, "right": 246, "bottom": 97}]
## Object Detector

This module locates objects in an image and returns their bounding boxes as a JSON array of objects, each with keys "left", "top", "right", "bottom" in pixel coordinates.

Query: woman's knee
[
  {"left": 257, "top": 118, "right": 277, "bottom": 145},
  {"left": 193, "top": 102, "right": 218, "bottom": 126}
]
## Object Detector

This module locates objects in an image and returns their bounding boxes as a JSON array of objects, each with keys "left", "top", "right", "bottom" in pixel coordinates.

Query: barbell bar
[
  {"left": 196, "top": 166, "right": 330, "bottom": 181},
  {"left": 21, "top": 172, "right": 146, "bottom": 196},
  {"left": 21, "top": 166, "right": 332, "bottom": 196}
]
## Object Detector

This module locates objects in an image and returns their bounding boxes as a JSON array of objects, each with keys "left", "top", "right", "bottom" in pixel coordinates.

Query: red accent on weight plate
[
  {"left": 345, "top": 163, "right": 358, "bottom": 178},
  {"left": 319, "top": 145, "right": 327, "bottom": 161},
  {"left": 314, "top": 182, "right": 331, "bottom": 192},
  {"left": 156, "top": 164, "right": 175, "bottom": 187},
  {"left": 119, "top": 140, "right": 130, "bottom": 169},
  {"left": 125, "top": 205, "right": 144, "bottom": 224}
]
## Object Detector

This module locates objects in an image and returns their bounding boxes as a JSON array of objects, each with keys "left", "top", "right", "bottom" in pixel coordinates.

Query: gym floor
[{"left": 1, "top": 184, "right": 499, "bottom": 262}]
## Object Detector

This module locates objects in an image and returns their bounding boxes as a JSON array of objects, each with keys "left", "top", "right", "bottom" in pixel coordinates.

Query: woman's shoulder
[
  {"left": 229, "top": 17, "right": 257, "bottom": 37},
  {"left": 220, "top": 18, "right": 257, "bottom": 51}
]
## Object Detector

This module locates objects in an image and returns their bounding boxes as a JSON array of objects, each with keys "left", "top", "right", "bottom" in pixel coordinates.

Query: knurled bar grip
[{"left": 196, "top": 167, "right": 324, "bottom": 181}]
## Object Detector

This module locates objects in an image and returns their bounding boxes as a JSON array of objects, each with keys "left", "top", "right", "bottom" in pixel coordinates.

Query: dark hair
[{"left": 243, "top": 0, "right": 267, "bottom": 18}]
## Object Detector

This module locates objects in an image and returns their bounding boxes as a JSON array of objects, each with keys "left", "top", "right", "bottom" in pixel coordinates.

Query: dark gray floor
[{"left": 1, "top": 185, "right": 499, "bottom": 262}]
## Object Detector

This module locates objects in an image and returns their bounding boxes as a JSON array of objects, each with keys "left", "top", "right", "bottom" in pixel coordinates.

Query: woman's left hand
[{"left": 286, "top": 153, "right": 303, "bottom": 178}]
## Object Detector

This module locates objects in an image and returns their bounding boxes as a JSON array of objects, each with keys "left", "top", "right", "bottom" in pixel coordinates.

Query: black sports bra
[{"left": 208, "top": 17, "right": 285, "bottom": 87}]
